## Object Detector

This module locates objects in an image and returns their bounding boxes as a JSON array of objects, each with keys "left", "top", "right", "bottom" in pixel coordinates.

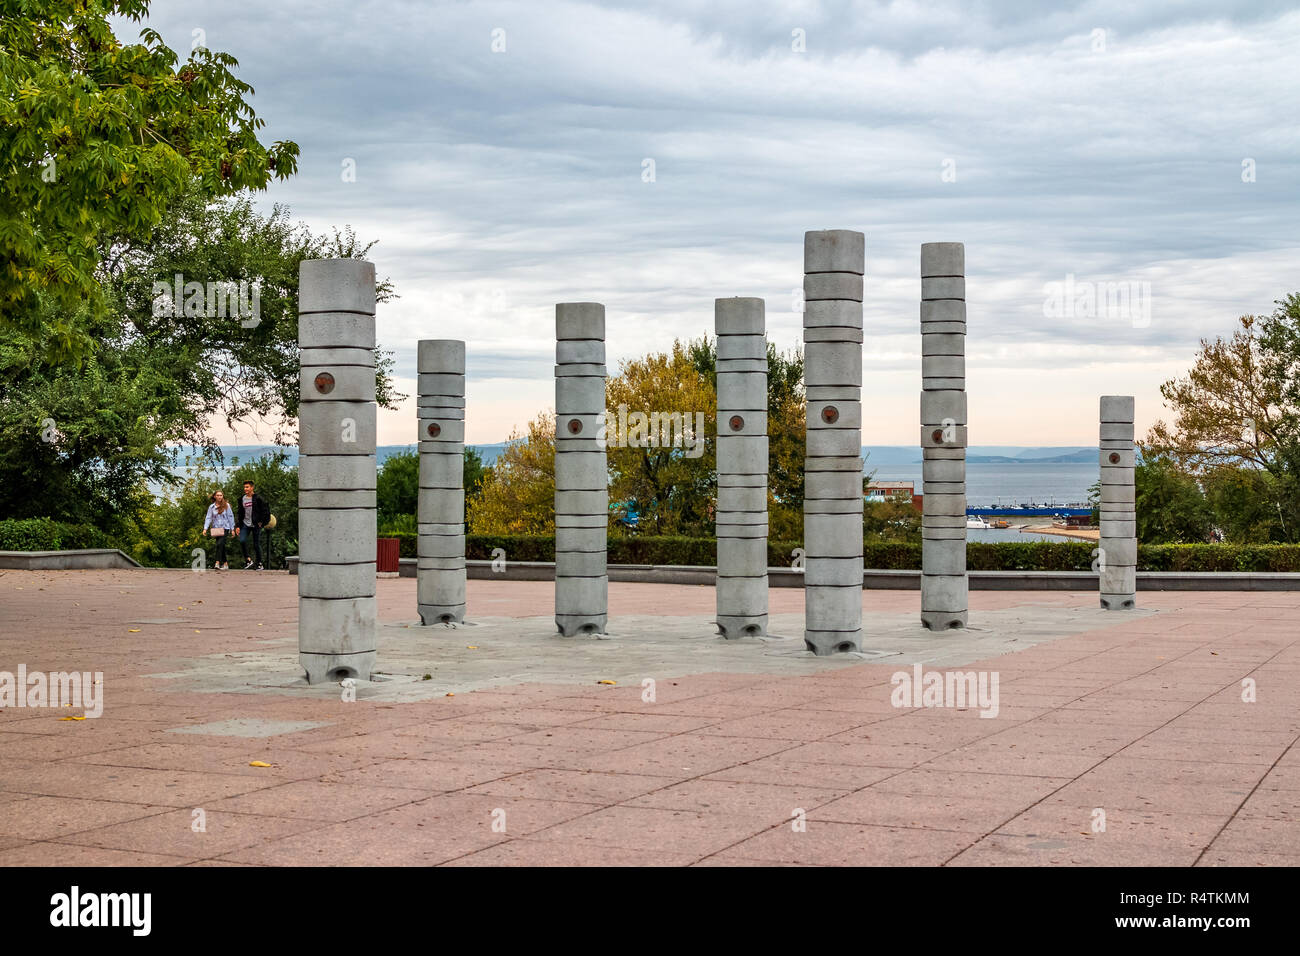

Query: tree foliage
[
  {"left": 1145, "top": 299, "right": 1300, "bottom": 543},
  {"left": 608, "top": 339, "right": 716, "bottom": 536},
  {"left": 377, "top": 447, "right": 490, "bottom": 525},
  {"left": 1, "top": 1, "right": 300, "bottom": 354},
  {"left": 467, "top": 413, "right": 557, "bottom": 534},
  {"left": 0, "top": 189, "right": 398, "bottom": 534}
]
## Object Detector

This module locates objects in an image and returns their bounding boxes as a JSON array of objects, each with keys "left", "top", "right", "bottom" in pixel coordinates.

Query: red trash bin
[{"left": 376, "top": 537, "right": 401, "bottom": 576}]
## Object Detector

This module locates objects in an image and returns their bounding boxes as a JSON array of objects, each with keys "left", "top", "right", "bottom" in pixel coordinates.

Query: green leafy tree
[
  {"left": 689, "top": 337, "right": 806, "bottom": 538},
  {"left": 1146, "top": 302, "right": 1300, "bottom": 542},
  {"left": 0, "top": 191, "right": 399, "bottom": 534},
  {"left": 377, "top": 450, "right": 419, "bottom": 523},
  {"left": 0, "top": 1, "right": 299, "bottom": 354},
  {"left": 1132, "top": 453, "right": 1213, "bottom": 543},
  {"left": 378, "top": 447, "right": 492, "bottom": 525}
]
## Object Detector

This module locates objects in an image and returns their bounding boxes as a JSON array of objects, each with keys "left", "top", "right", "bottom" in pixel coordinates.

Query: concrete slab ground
[{"left": 0, "top": 568, "right": 1297, "bottom": 866}]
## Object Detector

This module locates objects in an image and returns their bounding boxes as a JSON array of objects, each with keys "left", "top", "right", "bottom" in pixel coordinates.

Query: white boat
[{"left": 966, "top": 516, "right": 991, "bottom": 529}]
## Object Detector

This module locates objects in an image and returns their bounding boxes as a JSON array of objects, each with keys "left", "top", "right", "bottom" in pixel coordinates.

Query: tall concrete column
[
  {"left": 920, "top": 242, "right": 969, "bottom": 630},
  {"left": 554, "top": 303, "right": 608, "bottom": 635},
  {"left": 417, "top": 339, "right": 466, "bottom": 625},
  {"left": 803, "top": 230, "right": 864, "bottom": 656},
  {"left": 1099, "top": 395, "right": 1137, "bottom": 609},
  {"left": 715, "top": 297, "right": 768, "bottom": 638},
  {"left": 297, "top": 259, "right": 377, "bottom": 683}
]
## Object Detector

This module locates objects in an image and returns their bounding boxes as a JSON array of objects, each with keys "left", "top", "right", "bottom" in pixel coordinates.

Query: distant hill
[{"left": 863, "top": 446, "right": 1096, "bottom": 465}]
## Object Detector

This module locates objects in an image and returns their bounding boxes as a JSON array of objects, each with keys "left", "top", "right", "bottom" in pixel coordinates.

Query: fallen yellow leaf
[
  {"left": 248, "top": 761, "right": 272, "bottom": 768},
  {"left": 597, "top": 679, "right": 616, "bottom": 685},
  {"left": 466, "top": 645, "right": 478, "bottom": 650},
  {"left": 128, "top": 628, "right": 141, "bottom": 633},
  {"left": 445, "top": 692, "right": 455, "bottom": 697}
]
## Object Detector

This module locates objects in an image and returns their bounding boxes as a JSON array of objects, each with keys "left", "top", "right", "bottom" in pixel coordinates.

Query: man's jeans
[{"left": 239, "top": 526, "right": 263, "bottom": 566}]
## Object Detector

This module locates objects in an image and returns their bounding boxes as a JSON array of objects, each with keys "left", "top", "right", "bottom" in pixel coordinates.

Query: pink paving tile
[
  {"left": 217, "top": 816, "right": 502, "bottom": 866},
  {"left": 67, "top": 741, "right": 386, "bottom": 780},
  {"left": 871, "top": 768, "right": 1073, "bottom": 803},
  {"left": 624, "top": 779, "right": 850, "bottom": 817},
  {"left": 561, "top": 734, "right": 794, "bottom": 777},
  {"left": 921, "top": 744, "right": 1101, "bottom": 778},
  {"left": 372, "top": 791, "right": 597, "bottom": 837},
  {"left": 463, "top": 769, "right": 668, "bottom": 805},
  {"left": 496, "top": 726, "right": 672, "bottom": 752},
  {"left": 442, "top": 839, "right": 702, "bottom": 866},
  {"left": 526, "top": 805, "right": 776, "bottom": 856},
  {"left": 321, "top": 757, "right": 526, "bottom": 791},
  {"left": 706, "top": 821, "right": 979, "bottom": 866},
  {"left": 387, "top": 718, "right": 543, "bottom": 744},
  {"left": 568, "top": 712, "right": 723, "bottom": 734},
  {"left": 55, "top": 808, "right": 319, "bottom": 859},
  {"left": 206, "top": 780, "right": 429, "bottom": 821},
  {"left": 0, "top": 841, "right": 189, "bottom": 866},
  {"left": 1236, "top": 787, "right": 1300, "bottom": 821},
  {"left": 1042, "top": 779, "right": 1251, "bottom": 816},
  {"left": 1083, "top": 755, "right": 1268, "bottom": 788},
  {"left": 704, "top": 755, "right": 901, "bottom": 790},
  {"left": 1, "top": 762, "right": 275, "bottom": 806},
  {"left": 1206, "top": 816, "right": 1300, "bottom": 855},
  {"left": 1115, "top": 738, "right": 1289, "bottom": 766},
  {"left": 995, "top": 803, "right": 1229, "bottom": 848},
  {"left": 0, "top": 795, "right": 171, "bottom": 841},
  {"left": 694, "top": 710, "right": 873, "bottom": 741},
  {"left": 948, "top": 833, "right": 1204, "bottom": 866},
  {"left": 811, "top": 790, "right": 1022, "bottom": 832},
  {"left": 775, "top": 740, "right": 950, "bottom": 769},
  {"left": 1195, "top": 849, "right": 1300, "bottom": 866}
]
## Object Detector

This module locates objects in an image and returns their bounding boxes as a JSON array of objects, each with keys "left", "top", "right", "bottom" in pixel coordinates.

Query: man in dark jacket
[{"left": 234, "top": 480, "right": 271, "bottom": 570}]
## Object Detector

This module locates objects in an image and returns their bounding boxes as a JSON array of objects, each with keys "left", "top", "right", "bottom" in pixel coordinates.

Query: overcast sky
[{"left": 129, "top": 1, "right": 1299, "bottom": 446}]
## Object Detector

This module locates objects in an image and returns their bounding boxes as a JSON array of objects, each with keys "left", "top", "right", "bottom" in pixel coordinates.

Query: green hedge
[
  {"left": 0, "top": 518, "right": 112, "bottom": 552},
  {"left": 1138, "top": 544, "right": 1300, "bottom": 572},
  {"left": 376, "top": 533, "right": 1300, "bottom": 572}
]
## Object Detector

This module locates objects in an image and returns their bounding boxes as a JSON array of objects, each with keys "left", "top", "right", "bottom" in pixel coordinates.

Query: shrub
[
  {"left": 304, "top": 534, "right": 1300, "bottom": 573},
  {"left": 0, "top": 517, "right": 112, "bottom": 551}
]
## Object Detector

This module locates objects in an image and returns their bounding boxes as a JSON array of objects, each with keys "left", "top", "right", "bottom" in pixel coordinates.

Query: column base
[
  {"left": 301, "top": 650, "right": 375, "bottom": 684},
  {"left": 921, "top": 610, "right": 968, "bottom": 631},
  {"left": 804, "top": 629, "right": 862, "bottom": 656},
  {"left": 418, "top": 604, "right": 466, "bottom": 625},
  {"left": 556, "top": 615, "right": 608, "bottom": 637},
  {"left": 716, "top": 615, "right": 768, "bottom": 639},
  {"left": 1100, "top": 594, "right": 1137, "bottom": 610}
]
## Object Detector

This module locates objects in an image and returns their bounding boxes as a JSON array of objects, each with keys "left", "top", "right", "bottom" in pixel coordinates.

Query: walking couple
[{"left": 201, "top": 480, "right": 272, "bottom": 570}]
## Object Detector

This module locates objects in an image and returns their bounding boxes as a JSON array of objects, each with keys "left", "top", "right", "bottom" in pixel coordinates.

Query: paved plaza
[{"left": 0, "top": 569, "right": 1297, "bottom": 866}]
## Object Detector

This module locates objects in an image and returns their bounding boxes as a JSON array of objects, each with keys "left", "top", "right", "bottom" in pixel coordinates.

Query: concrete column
[
  {"left": 555, "top": 303, "right": 608, "bottom": 635},
  {"left": 715, "top": 297, "right": 768, "bottom": 638},
  {"left": 1099, "top": 395, "right": 1137, "bottom": 609},
  {"left": 297, "top": 259, "right": 377, "bottom": 683},
  {"left": 417, "top": 339, "right": 466, "bottom": 624},
  {"left": 920, "top": 242, "right": 969, "bottom": 630},
  {"left": 803, "top": 230, "right": 864, "bottom": 655}
]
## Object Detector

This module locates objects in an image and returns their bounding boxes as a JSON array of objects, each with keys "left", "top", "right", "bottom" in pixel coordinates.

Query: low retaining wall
[
  {"left": 0, "top": 549, "right": 142, "bottom": 570},
  {"left": 284, "top": 556, "right": 1300, "bottom": 591}
]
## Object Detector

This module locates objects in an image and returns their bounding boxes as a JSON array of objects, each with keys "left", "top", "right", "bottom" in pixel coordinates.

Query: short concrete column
[
  {"left": 803, "top": 230, "right": 864, "bottom": 655},
  {"left": 920, "top": 242, "right": 969, "bottom": 630},
  {"left": 1099, "top": 395, "right": 1137, "bottom": 609},
  {"left": 554, "top": 303, "right": 608, "bottom": 635},
  {"left": 297, "top": 259, "right": 378, "bottom": 683},
  {"left": 715, "top": 297, "right": 768, "bottom": 638},
  {"left": 417, "top": 339, "right": 466, "bottom": 624}
]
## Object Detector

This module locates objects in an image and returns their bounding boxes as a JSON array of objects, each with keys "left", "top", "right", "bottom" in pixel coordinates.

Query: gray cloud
[{"left": 129, "top": 1, "right": 1299, "bottom": 441}]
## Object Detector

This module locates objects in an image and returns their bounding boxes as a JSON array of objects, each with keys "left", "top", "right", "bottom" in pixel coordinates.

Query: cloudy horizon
[{"left": 125, "top": 1, "right": 1299, "bottom": 447}]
